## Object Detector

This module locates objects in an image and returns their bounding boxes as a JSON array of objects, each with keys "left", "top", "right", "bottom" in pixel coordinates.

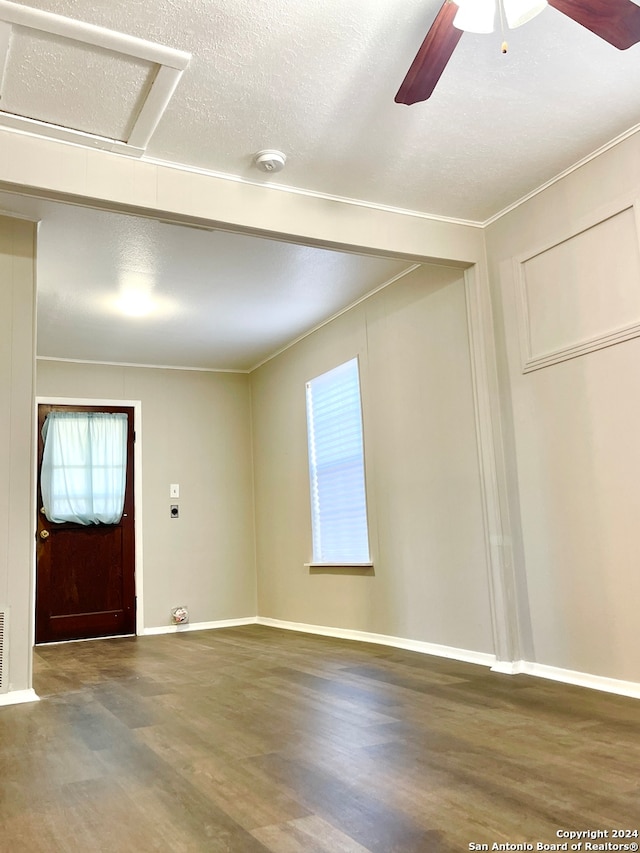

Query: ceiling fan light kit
[
  {"left": 453, "top": 0, "right": 548, "bottom": 34},
  {"left": 395, "top": 0, "right": 640, "bottom": 106},
  {"left": 503, "top": 0, "right": 549, "bottom": 28},
  {"left": 453, "top": 0, "right": 497, "bottom": 33}
]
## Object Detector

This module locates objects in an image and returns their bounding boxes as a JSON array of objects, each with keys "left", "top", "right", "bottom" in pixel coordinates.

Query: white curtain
[{"left": 41, "top": 412, "right": 128, "bottom": 525}]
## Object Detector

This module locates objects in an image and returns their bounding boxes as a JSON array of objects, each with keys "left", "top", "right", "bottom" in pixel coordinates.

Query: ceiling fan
[{"left": 396, "top": 0, "right": 640, "bottom": 105}]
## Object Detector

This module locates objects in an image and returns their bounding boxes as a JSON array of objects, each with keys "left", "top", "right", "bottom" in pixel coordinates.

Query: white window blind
[{"left": 305, "top": 358, "right": 370, "bottom": 563}]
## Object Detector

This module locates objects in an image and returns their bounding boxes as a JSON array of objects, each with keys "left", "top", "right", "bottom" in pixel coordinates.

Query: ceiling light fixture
[
  {"left": 116, "top": 272, "right": 156, "bottom": 317},
  {"left": 453, "top": 0, "right": 547, "bottom": 37},
  {"left": 253, "top": 150, "right": 286, "bottom": 173},
  {"left": 118, "top": 288, "right": 154, "bottom": 317}
]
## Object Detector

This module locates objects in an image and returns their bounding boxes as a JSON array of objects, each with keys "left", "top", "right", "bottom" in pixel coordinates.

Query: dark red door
[{"left": 35, "top": 404, "right": 136, "bottom": 644}]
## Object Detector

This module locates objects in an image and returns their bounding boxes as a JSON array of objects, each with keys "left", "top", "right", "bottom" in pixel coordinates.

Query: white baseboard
[
  {"left": 255, "top": 618, "right": 640, "bottom": 699},
  {"left": 491, "top": 659, "right": 528, "bottom": 675},
  {"left": 136, "top": 616, "right": 640, "bottom": 701},
  {"left": 142, "top": 616, "right": 257, "bottom": 636},
  {"left": 0, "top": 688, "right": 40, "bottom": 707},
  {"left": 255, "top": 617, "right": 496, "bottom": 668},
  {"left": 516, "top": 661, "right": 640, "bottom": 700}
]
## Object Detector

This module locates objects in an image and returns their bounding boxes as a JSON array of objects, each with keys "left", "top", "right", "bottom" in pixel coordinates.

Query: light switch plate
[{"left": 170, "top": 484, "right": 179, "bottom": 498}]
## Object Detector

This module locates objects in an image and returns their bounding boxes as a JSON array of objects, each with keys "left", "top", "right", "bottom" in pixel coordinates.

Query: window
[
  {"left": 40, "top": 412, "right": 128, "bottom": 525},
  {"left": 305, "top": 357, "right": 371, "bottom": 564}
]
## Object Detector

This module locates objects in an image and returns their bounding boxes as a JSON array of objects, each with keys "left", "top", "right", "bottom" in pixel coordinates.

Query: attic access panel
[{"left": 0, "top": 0, "right": 190, "bottom": 156}]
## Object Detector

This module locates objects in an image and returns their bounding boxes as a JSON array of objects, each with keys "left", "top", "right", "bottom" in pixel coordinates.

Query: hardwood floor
[{"left": 1, "top": 626, "right": 638, "bottom": 851}]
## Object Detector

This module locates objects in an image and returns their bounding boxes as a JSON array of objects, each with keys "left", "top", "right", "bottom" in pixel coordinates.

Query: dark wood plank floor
[{"left": 1, "top": 626, "right": 638, "bottom": 851}]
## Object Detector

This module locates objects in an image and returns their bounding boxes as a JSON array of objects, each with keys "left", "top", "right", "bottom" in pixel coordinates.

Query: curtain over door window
[{"left": 40, "top": 412, "right": 128, "bottom": 525}]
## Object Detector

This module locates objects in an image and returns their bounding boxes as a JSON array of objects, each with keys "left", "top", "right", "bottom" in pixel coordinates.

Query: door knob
[{"left": 40, "top": 529, "right": 50, "bottom": 540}]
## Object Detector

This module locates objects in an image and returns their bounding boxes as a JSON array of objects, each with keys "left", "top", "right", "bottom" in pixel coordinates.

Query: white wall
[
  {"left": 485, "top": 132, "right": 640, "bottom": 683},
  {"left": 251, "top": 264, "right": 494, "bottom": 654},
  {"left": 0, "top": 216, "right": 36, "bottom": 696},
  {"left": 36, "top": 361, "right": 257, "bottom": 630}
]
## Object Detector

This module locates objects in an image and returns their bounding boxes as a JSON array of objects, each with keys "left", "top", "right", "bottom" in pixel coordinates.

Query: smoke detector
[{"left": 254, "top": 149, "right": 286, "bottom": 173}]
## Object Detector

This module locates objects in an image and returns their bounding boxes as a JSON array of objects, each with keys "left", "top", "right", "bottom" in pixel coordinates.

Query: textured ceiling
[
  {"left": 2, "top": 0, "right": 640, "bottom": 371},
  {"left": 5, "top": 0, "right": 640, "bottom": 222},
  {"left": 3, "top": 26, "right": 155, "bottom": 139},
  {"left": 0, "top": 192, "right": 411, "bottom": 371}
]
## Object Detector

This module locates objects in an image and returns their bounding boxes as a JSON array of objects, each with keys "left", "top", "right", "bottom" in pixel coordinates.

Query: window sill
[{"left": 304, "top": 562, "right": 373, "bottom": 569}]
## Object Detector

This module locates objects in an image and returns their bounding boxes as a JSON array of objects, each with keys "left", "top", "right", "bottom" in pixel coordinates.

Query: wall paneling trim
[{"left": 515, "top": 199, "right": 640, "bottom": 372}]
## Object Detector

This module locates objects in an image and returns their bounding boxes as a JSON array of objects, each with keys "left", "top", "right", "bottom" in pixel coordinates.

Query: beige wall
[
  {"left": 0, "top": 216, "right": 36, "bottom": 694},
  {"left": 485, "top": 132, "right": 640, "bottom": 682},
  {"left": 251, "top": 264, "right": 494, "bottom": 653},
  {"left": 7, "top": 117, "right": 639, "bottom": 693},
  {"left": 36, "top": 361, "right": 257, "bottom": 630}
]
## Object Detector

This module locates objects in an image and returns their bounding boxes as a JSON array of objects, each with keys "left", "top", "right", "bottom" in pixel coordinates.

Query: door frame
[{"left": 32, "top": 396, "right": 144, "bottom": 644}]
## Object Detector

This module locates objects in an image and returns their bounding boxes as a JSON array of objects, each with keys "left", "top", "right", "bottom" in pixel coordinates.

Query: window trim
[{"left": 304, "top": 561, "right": 373, "bottom": 569}]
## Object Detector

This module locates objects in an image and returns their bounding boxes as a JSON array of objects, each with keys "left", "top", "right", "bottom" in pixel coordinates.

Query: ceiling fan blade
[
  {"left": 395, "top": 1, "right": 463, "bottom": 105},
  {"left": 549, "top": 0, "right": 640, "bottom": 49}
]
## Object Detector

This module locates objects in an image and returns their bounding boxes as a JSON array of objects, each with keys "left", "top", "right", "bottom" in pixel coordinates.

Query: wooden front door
[{"left": 35, "top": 404, "right": 136, "bottom": 644}]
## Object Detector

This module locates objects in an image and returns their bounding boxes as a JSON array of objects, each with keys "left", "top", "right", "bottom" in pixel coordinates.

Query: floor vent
[{"left": 0, "top": 609, "right": 6, "bottom": 693}]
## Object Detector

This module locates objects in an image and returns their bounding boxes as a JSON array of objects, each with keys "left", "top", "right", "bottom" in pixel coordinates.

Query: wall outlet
[{"left": 170, "top": 505, "right": 179, "bottom": 518}]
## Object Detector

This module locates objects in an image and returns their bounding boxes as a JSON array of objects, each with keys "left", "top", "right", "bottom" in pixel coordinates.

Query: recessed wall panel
[{"left": 518, "top": 205, "right": 640, "bottom": 370}]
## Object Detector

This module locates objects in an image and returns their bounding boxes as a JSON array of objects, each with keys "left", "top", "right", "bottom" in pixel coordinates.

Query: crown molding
[
  {"left": 141, "top": 153, "right": 484, "bottom": 230},
  {"left": 483, "top": 121, "right": 640, "bottom": 228},
  {"left": 248, "top": 263, "right": 422, "bottom": 372},
  {"left": 1, "top": 111, "right": 639, "bottom": 233},
  {"left": 36, "top": 356, "right": 250, "bottom": 374}
]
